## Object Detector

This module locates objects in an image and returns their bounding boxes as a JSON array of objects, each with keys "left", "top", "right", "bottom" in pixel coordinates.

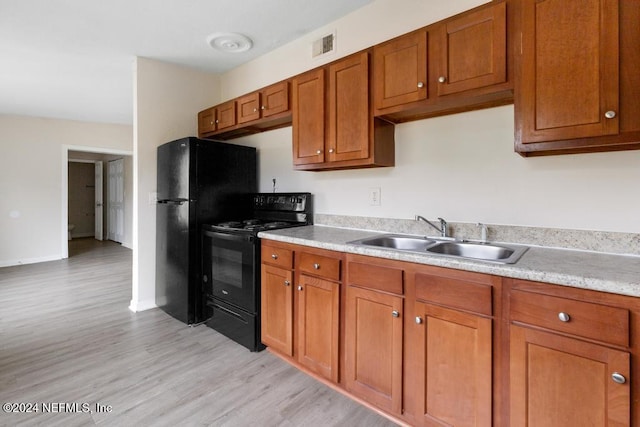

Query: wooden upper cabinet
[
  {"left": 373, "top": 30, "right": 428, "bottom": 112},
  {"left": 198, "top": 107, "right": 216, "bottom": 135},
  {"left": 292, "top": 51, "right": 395, "bottom": 171},
  {"left": 237, "top": 92, "right": 260, "bottom": 124},
  {"left": 216, "top": 100, "right": 236, "bottom": 130},
  {"left": 514, "top": 0, "right": 639, "bottom": 155},
  {"left": 328, "top": 52, "right": 370, "bottom": 163},
  {"left": 238, "top": 81, "right": 290, "bottom": 125},
  {"left": 434, "top": 1, "right": 507, "bottom": 97},
  {"left": 261, "top": 81, "right": 289, "bottom": 118},
  {"left": 292, "top": 67, "right": 326, "bottom": 166}
]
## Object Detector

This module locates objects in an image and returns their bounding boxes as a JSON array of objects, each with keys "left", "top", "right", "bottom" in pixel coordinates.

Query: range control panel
[{"left": 253, "top": 193, "right": 310, "bottom": 212}]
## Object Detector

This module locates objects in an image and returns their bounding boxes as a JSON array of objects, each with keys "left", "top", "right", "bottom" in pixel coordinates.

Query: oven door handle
[
  {"left": 206, "top": 300, "right": 249, "bottom": 325},
  {"left": 203, "top": 230, "right": 254, "bottom": 243}
]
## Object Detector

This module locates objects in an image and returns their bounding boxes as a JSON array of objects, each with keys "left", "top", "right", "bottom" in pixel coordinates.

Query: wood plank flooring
[{"left": 0, "top": 239, "right": 398, "bottom": 426}]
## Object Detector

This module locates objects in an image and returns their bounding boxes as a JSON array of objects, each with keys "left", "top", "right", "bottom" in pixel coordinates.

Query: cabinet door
[
  {"left": 237, "top": 92, "right": 260, "bottom": 124},
  {"left": 510, "top": 325, "right": 630, "bottom": 426},
  {"left": 216, "top": 100, "right": 237, "bottom": 130},
  {"left": 261, "top": 264, "right": 293, "bottom": 356},
  {"left": 292, "top": 68, "right": 325, "bottom": 165},
  {"left": 373, "top": 31, "right": 428, "bottom": 111},
  {"left": 518, "top": 0, "right": 619, "bottom": 144},
  {"left": 296, "top": 274, "right": 340, "bottom": 382},
  {"left": 198, "top": 107, "right": 216, "bottom": 134},
  {"left": 435, "top": 2, "right": 506, "bottom": 97},
  {"left": 414, "top": 302, "right": 492, "bottom": 427},
  {"left": 328, "top": 52, "right": 370, "bottom": 163},
  {"left": 345, "top": 286, "right": 403, "bottom": 414},
  {"left": 261, "top": 81, "right": 289, "bottom": 118}
]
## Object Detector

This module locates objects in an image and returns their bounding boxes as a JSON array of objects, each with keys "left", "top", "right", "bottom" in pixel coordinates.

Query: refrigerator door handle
[{"left": 157, "top": 198, "right": 189, "bottom": 205}]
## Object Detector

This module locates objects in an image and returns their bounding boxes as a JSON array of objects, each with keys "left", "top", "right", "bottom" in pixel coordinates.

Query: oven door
[{"left": 202, "top": 229, "right": 259, "bottom": 313}]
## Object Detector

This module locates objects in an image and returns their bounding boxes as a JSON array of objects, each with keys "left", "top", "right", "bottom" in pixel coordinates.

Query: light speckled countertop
[{"left": 258, "top": 225, "right": 640, "bottom": 298}]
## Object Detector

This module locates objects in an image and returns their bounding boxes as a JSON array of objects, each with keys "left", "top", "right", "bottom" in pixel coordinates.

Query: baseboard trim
[
  {"left": 129, "top": 299, "right": 157, "bottom": 313},
  {"left": 0, "top": 254, "right": 62, "bottom": 268}
]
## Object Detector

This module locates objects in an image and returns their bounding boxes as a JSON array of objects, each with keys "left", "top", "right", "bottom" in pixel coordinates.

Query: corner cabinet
[
  {"left": 515, "top": 0, "right": 640, "bottom": 155},
  {"left": 292, "top": 51, "right": 395, "bottom": 171}
]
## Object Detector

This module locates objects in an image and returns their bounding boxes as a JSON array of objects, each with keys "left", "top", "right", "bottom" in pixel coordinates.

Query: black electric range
[{"left": 201, "top": 193, "right": 312, "bottom": 351}]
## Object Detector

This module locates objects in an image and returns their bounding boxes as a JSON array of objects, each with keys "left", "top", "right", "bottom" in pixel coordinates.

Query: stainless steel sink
[
  {"left": 347, "top": 234, "right": 528, "bottom": 264},
  {"left": 350, "top": 234, "right": 436, "bottom": 252},
  {"left": 425, "top": 241, "right": 528, "bottom": 263}
]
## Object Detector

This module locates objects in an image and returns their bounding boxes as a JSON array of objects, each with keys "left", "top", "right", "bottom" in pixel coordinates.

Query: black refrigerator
[{"left": 155, "top": 137, "right": 256, "bottom": 325}]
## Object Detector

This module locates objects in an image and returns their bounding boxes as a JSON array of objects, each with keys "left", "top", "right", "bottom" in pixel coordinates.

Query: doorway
[
  {"left": 67, "top": 160, "right": 102, "bottom": 240},
  {"left": 62, "top": 146, "right": 133, "bottom": 259}
]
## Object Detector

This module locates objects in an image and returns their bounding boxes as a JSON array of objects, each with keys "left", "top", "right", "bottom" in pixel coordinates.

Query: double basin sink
[{"left": 347, "top": 234, "right": 529, "bottom": 264}]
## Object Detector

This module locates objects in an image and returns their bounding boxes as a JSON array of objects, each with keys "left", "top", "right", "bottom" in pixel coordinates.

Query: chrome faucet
[
  {"left": 477, "top": 222, "right": 488, "bottom": 243},
  {"left": 415, "top": 215, "right": 448, "bottom": 238}
]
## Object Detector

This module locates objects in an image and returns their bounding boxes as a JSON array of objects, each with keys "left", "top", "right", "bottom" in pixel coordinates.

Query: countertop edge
[{"left": 259, "top": 226, "right": 640, "bottom": 299}]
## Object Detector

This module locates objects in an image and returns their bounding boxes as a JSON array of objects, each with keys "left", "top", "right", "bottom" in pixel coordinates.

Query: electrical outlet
[{"left": 369, "top": 187, "right": 381, "bottom": 206}]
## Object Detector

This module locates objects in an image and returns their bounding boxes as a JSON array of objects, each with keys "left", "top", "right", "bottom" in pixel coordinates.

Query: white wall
[
  {"left": 222, "top": 0, "right": 640, "bottom": 234},
  {"left": 0, "top": 115, "right": 132, "bottom": 266},
  {"left": 131, "top": 57, "right": 220, "bottom": 312}
]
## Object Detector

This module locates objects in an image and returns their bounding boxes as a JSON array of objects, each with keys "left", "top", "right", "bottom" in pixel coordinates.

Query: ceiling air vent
[{"left": 312, "top": 32, "right": 336, "bottom": 58}]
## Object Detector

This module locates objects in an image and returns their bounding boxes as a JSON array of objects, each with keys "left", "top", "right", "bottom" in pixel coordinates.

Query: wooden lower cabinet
[
  {"left": 344, "top": 285, "right": 404, "bottom": 415},
  {"left": 260, "top": 264, "right": 293, "bottom": 356},
  {"left": 413, "top": 302, "right": 492, "bottom": 427},
  {"left": 510, "top": 325, "right": 630, "bottom": 426},
  {"left": 296, "top": 273, "right": 340, "bottom": 382}
]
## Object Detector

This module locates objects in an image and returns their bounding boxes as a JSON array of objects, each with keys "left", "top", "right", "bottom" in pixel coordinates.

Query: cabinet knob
[
  {"left": 417, "top": 82, "right": 424, "bottom": 88},
  {"left": 316, "top": 150, "right": 322, "bottom": 155},
  {"left": 284, "top": 280, "right": 290, "bottom": 286},
  {"left": 392, "top": 310, "right": 400, "bottom": 318},
  {"left": 612, "top": 372, "right": 627, "bottom": 384},
  {"left": 210, "top": 121, "right": 214, "bottom": 125},
  {"left": 558, "top": 312, "right": 571, "bottom": 322},
  {"left": 297, "top": 286, "right": 303, "bottom": 291},
  {"left": 253, "top": 108, "right": 258, "bottom": 112},
  {"left": 605, "top": 110, "right": 616, "bottom": 119},
  {"left": 271, "top": 254, "right": 278, "bottom": 259},
  {"left": 261, "top": 105, "right": 266, "bottom": 110},
  {"left": 215, "top": 119, "right": 219, "bottom": 124},
  {"left": 313, "top": 263, "right": 320, "bottom": 270},
  {"left": 329, "top": 148, "right": 335, "bottom": 153},
  {"left": 415, "top": 316, "right": 423, "bottom": 324},
  {"left": 438, "top": 76, "right": 447, "bottom": 83}
]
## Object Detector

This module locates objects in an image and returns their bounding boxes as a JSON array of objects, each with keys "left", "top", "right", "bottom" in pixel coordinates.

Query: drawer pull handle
[
  {"left": 415, "top": 316, "right": 423, "bottom": 324},
  {"left": 392, "top": 310, "right": 400, "bottom": 318},
  {"left": 284, "top": 280, "right": 290, "bottom": 287},
  {"left": 271, "top": 254, "right": 278, "bottom": 259},
  {"left": 612, "top": 372, "right": 626, "bottom": 384},
  {"left": 297, "top": 286, "right": 303, "bottom": 291},
  {"left": 313, "top": 263, "right": 320, "bottom": 270},
  {"left": 558, "top": 312, "right": 571, "bottom": 322}
]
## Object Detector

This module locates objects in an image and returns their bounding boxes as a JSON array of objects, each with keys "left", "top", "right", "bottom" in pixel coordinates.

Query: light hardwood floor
[{"left": 0, "top": 239, "right": 398, "bottom": 427}]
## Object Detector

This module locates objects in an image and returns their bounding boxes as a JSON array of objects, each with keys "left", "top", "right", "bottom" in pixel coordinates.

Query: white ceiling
[{"left": 0, "top": 0, "right": 372, "bottom": 125}]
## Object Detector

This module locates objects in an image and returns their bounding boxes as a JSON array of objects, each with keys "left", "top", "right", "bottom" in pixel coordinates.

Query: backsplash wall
[{"left": 234, "top": 105, "right": 640, "bottom": 235}]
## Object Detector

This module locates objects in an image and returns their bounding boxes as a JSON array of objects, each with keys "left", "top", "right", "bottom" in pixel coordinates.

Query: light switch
[{"left": 369, "top": 187, "right": 381, "bottom": 206}]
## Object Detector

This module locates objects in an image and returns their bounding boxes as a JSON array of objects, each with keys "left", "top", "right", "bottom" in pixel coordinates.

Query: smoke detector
[{"left": 207, "top": 32, "right": 253, "bottom": 53}]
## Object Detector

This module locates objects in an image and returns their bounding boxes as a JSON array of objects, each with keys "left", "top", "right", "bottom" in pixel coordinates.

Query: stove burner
[{"left": 243, "top": 219, "right": 261, "bottom": 226}]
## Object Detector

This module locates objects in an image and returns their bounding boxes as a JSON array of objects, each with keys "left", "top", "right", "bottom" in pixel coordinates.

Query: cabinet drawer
[
  {"left": 415, "top": 273, "right": 492, "bottom": 316},
  {"left": 510, "top": 289, "right": 629, "bottom": 347},
  {"left": 299, "top": 252, "right": 341, "bottom": 281},
  {"left": 262, "top": 245, "right": 293, "bottom": 269},
  {"left": 347, "top": 261, "right": 403, "bottom": 295}
]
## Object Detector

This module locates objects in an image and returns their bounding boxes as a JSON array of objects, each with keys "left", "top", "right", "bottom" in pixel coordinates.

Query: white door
[
  {"left": 94, "top": 161, "right": 103, "bottom": 240},
  {"left": 107, "top": 159, "right": 125, "bottom": 243}
]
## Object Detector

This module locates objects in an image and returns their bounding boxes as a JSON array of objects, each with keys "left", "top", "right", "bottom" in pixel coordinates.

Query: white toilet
[{"left": 68, "top": 224, "right": 75, "bottom": 240}]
